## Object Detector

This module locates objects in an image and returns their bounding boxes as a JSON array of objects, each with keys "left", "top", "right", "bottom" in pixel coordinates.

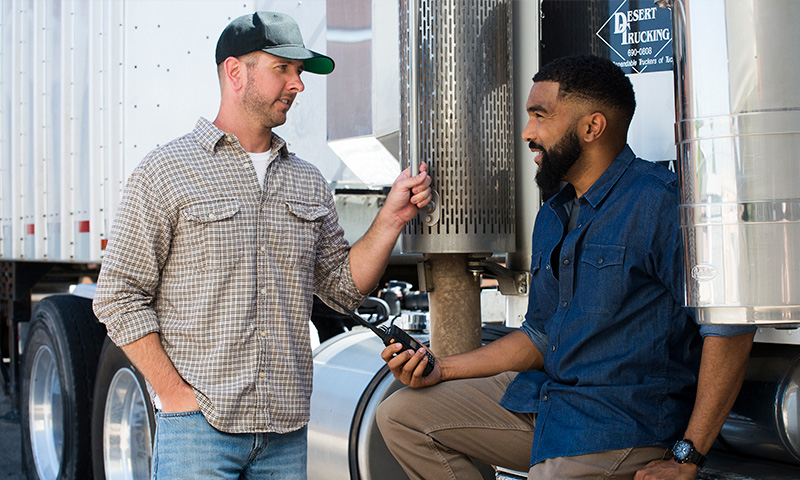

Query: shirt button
[
  {"left": 260, "top": 330, "right": 266, "bottom": 337},
  {"left": 208, "top": 212, "right": 216, "bottom": 220},
  {"left": 546, "top": 265, "right": 551, "bottom": 270},
  {"left": 562, "top": 301, "right": 568, "bottom": 308},
  {"left": 577, "top": 223, "right": 582, "bottom": 228},
  {"left": 598, "top": 258, "right": 604, "bottom": 264},
  {"left": 260, "top": 287, "right": 267, "bottom": 295},
  {"left": 260, "top": 245, "right": 266, "bottom": 252},
  {"left": 550, "top": 345, "right": 556, "bottom": 352},
  {"left": 562, "top": 259, "right": 570, "bottom": 266},
  {"left": 542, "top": 395, "right": 549, "bottom": 402},
  {"left": 259, "top": 371, "right": 266, "bottom": 378}
]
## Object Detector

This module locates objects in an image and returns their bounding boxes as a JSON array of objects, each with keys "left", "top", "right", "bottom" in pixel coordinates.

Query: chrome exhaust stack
[{"left": 671, "top": 0, "right": 800, "bottom": 327}]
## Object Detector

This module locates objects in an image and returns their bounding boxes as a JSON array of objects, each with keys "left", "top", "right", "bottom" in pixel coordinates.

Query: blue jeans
[{"left": 152, "top": 410, "right": 307, "bottom": 479}]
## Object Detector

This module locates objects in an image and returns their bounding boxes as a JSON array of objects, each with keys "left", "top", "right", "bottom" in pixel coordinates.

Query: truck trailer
[{"left": 1, "top": 0, "right": 799, "bottom": 479}]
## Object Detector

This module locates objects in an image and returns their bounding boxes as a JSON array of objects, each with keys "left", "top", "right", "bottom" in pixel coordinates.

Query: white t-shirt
[{"left": 249, "top": 150, "right": 272, "bottom": 190}]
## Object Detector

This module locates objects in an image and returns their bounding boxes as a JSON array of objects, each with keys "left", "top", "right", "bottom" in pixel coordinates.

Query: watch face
[{"left": 674, "top": 440, "right": 691, "bottom": 460}]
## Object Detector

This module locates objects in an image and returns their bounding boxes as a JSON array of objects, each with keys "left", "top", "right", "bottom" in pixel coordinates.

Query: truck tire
[
  {"left": 20, "top": 294, "right": 107, "bottom": 480},
  {"left": 91, "top": 337, "right": 155, "bottom": 480}
]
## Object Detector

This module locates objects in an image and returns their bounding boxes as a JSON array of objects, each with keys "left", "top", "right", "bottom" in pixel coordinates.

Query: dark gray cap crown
[{"left": 215, "top": 11, "right": 334, "bottom": 74}]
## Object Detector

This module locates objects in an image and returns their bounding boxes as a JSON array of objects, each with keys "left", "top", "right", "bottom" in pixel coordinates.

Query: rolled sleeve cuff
[
  {"left": 698, "top": 323, "right": 757, "bottom": 338},
  {"left": 99, "top": 309, "right": 161, "bottom": 347},
  {"left": 325, "top": 252, "right": 368, "bottom": 312},
  {"left": 519, "top": 320, "right": 548, "bottom": 357}
]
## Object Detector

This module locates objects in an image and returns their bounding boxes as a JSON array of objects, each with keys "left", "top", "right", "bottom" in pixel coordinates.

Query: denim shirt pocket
[
  {"left": 579, "top": 244, "right": 626, "bottom": 314},
  {"left": 181, "top": 198, "right": 242, "bottom": 271}
]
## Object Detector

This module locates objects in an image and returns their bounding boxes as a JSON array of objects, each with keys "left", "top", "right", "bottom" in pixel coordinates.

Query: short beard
[
  {"left": 243, "top": 69, "right": 286, "bottom": 130},
  {"left": 533, "top": 125, "right": 583, "bottom": 195}
]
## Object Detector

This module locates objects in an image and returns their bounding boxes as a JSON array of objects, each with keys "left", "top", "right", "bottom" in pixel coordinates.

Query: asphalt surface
[
  {"left": 2, "top": 362, "right": 799, "bottom": 480},
  {"left": 0, "top": 384, "right": 25, "bottom": 479}
]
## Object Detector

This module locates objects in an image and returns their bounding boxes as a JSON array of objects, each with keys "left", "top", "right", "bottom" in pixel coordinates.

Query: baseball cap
[{"left": 215, "top": 11, "right": 335, "bottom": 75}]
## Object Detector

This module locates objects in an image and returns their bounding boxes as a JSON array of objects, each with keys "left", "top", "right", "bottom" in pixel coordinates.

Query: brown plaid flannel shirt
[{"left": 94, "top": 117, "right": 365, "bottom": 434}]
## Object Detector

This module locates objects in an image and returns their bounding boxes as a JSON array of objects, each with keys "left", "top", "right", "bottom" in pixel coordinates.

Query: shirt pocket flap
[
  {"left": 286, "top": 201, "right": 329, "bottom": 221},
  {"left": 182, "top": 199, "right": 240, "bottom": 223},
  {"left": 581, "top": 244, "right": 625, "bottom": 269}
]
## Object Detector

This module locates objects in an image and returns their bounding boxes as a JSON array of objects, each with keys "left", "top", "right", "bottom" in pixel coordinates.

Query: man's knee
[{"left": 376, "top": 386, "right": 413, "bottom": 439}]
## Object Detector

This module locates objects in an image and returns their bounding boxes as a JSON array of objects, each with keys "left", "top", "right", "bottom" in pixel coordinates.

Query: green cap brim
[{"left": 263, "top": 45, "right": 335, "bottom": 75}]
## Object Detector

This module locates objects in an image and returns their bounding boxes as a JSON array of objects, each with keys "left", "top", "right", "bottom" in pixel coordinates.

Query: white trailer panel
[
  {"left": 1, "top": 0, "right": 393, "bottom": 263},
  {"left": 2, "top": 0, "right": 138, "bottom": 262}
]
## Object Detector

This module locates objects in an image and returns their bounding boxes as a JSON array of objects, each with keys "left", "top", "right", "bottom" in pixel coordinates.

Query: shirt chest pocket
[
  {"left": 579, "top": 244, "right": 626, "bottom": 314},
  {"left": 181, "top": 199, "right": 242, "bottom": 271},
  {"left": 276, "top": 200, "right": 328, "bottom": 269}
]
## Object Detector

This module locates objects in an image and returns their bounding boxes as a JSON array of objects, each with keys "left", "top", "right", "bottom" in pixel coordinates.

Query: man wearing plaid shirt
[{"left": 93, "top": 12, "right": 432, "bottom": 479}]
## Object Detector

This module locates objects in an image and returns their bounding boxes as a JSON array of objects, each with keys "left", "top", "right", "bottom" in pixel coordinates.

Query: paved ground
[
  {"left": 0, "top": 384, "right": 25, "bottom": 479},
  {"left": 2, "top": 363, "right": 799, "bottom": 480}
]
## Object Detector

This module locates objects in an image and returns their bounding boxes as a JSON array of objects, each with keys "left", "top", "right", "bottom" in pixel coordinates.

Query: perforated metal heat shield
[{"left": 400, "top": 0, "right": 515, "bottom": 254}]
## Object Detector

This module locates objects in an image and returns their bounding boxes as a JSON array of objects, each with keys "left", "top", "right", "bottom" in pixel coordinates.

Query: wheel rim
[
  {"left": 103, "top": 367, "right": 152, "bottom": 480},
  {"left": 29, "top": 345, "right": 64, "bottom": 480}
]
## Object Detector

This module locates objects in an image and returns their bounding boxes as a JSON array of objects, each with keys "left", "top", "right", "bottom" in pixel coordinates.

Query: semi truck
[{"left": 1, "top": 0, "right": 798, "bottom": 479}]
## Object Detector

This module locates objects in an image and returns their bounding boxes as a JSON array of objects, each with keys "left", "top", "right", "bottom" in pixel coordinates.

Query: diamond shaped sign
[{"left": 596, "top": 0, "right": 674, "bottom": 74}]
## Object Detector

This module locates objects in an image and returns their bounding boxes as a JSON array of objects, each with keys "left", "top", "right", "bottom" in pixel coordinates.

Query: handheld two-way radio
[{"left": 327, "top": 296, "right": 435, "bottom": 377}]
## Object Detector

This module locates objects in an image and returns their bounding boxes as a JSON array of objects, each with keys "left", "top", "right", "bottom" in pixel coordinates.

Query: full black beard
[{"left": 532, "top": 125, "right": 583, "bottom": 195}]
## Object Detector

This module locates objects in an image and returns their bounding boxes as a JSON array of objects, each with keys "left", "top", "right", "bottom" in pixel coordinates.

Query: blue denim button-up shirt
[{"left": 501, "top": 146, "right": 754, "bottom": 465}]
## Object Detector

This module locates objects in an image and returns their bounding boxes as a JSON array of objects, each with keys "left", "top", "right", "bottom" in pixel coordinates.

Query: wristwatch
[{"left": 671, "top": 439, "right": 707, "bottom": 468}]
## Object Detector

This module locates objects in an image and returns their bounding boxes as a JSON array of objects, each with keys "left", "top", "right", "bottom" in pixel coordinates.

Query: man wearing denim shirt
[{"left": 376, "top": 55, "right": 755, "bottom": 480}]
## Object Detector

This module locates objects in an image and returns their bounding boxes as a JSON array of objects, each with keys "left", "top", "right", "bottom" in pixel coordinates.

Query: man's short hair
[{"left": 534, "top": 55, "right": 636, "bottom": 126}]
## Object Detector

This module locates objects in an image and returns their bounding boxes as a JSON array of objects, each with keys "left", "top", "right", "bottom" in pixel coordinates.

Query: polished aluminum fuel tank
[
  {"left": 307, "top": 329, "right": 408, "bottom": 480},
  {"left": 673, "top": 0, "right": 800, "bottom": 326},
  {"left": 307, "top": 327, "right": 501, "bottom": 480}
]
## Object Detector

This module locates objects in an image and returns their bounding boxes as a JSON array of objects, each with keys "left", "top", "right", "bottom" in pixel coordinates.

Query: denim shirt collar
[
  {"left": 549, "top": 144, "right": 636, "bottom": 214},
  {"left": 549, "top": 182, "right": 576, "bottom": 212},
  {"left": 580, "top": 144, "right": 636, "bottom": 209}
]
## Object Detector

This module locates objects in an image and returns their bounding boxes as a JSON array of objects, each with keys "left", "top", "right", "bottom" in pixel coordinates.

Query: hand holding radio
[
  {"left": 326, "top": 296, "right": 437, "bottom": 384},
  {"left": 381, "top": 342, "right": 443, "bottom": 388}
]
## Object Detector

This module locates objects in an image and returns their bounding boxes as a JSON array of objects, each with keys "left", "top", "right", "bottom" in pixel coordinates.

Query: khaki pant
[{"left": 376, "top": 372, "right": 670, "bottom": 480}]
